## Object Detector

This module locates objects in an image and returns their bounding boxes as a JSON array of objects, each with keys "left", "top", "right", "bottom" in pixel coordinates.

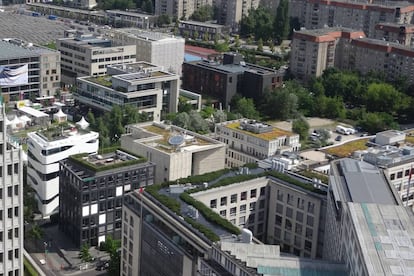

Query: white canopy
[
  {"left": 19, "top": 115, "right": 31, "bottom": 123},
  {"left": 76, "top": 116, "right": 89, "bottom": 129},
  {"left": 18, "top": 106, "right": 48, "bottom": 118},
  {"left": 53, "top": 109, "right": 67, "bottom": 122},
  {"left": 10, "top": 116, "right": 23, "bottom": 129}
]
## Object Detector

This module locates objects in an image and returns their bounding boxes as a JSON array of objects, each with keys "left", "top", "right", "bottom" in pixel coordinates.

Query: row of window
[
  {"left": 210, "top": 187, "right": 266, "bottom": 208},
  {"left": 277, "top": 190, "right": 316, "bottom": 214}
]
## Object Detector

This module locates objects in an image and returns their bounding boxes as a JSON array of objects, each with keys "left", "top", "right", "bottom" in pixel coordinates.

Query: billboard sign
[{"left": 0, "top": 64, "right": 29, "bottom": 86}]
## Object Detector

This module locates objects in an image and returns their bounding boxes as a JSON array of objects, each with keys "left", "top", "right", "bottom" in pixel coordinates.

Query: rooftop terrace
[
  {"left": 34, "top": 123, "right": 91, "bottom": 142},
  {"left": 224, "top": 121, "right": 294, "bottom": 141}
]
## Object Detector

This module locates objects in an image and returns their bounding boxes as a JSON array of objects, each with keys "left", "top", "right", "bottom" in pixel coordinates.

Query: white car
[{"left": 39, "top": 259, "right": 46, "bottom": 265}]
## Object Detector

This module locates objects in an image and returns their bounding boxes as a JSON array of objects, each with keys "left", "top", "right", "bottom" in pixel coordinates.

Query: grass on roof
[
  {"left": 323, "top": 138, "right": 369, "bottom": 158},
  {"left": 226, "top": 122, "right": 293, "bottom": 141},
  {"left": 88, "top": 76, "right": 112, "bottom": 88}
]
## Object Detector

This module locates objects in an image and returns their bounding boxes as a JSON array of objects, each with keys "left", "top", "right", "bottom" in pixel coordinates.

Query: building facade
[
  {"left": 374, "top": 23, "right": 414, "bottom": 48},
  {"left": 179, "top": 20, "right": 228, "bottom": 41},
  {"left": 0, "top": 104, "right": 24, "bottom": 276},
  {"left": 154, "top": 0, "right": 213, "bottom": 21},
  {"left": 27, "top": 126, "right": 99, "bottom": 217},
  {"left": 59, "top": 150, "right": 155, "bottom": 247},
  {"left": 0, "top": 39, "right": 61, "bottom": 102},
  {"left": 75, "top": 62, "right": 180, "bottom": 119},
  {"left": 121, "top": 122, "right": 226, "bottom": 184},
  {"left": 108, "top": 29, "right": 185, "bottom": 75},
  {"left": 57, "top": 34, "right": 136, "bottom": 85},
  {"left": 216, "top": 119, "right": 301, "bottom": 168}
]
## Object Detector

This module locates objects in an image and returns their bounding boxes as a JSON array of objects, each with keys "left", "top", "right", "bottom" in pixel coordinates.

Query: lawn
[{"left": 323, "top": 138, "right": 369, "bottom": 158}]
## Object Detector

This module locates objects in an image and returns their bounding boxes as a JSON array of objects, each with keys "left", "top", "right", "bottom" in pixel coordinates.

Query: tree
[
  {"left": 240, "top": 7, "right": 274, "bottom": 41},
  {"left": 231, "top": 95, "right": 260, "bottom": 119},
  {"left": 178, "top": 97, "right": 193, "bottom": 113},
  {"left": 157, "top": 14, "right": 171, "bottom": 27},
  {"left": 190, "top": 5, "right": 214, "bottom": 22},
  {"left": 189, "top": 110, "right": 209, "bottom": 133},
  {"left": 215, "top": 41, "right": 229, "bottom": 52},
  {"left": 86, "top": 111, "right": 96, "bottom": 129},
  {"left": 364, "top": 83, "right": 407, "bottom": 114},
  {"left": 292, "top": 116, "right": 310, "bottom": 141},
  {"left": 358, "top": 112, "right": 399, "bottom": 134},
  {"left": 123, "top": 105, "right": 141, "bottom": 125},
  {"left": 141, "top": 0, "right": 153, "bottom": 13},
  {"left": 257, "top": 38, "right": 264, "bottom": 52},
  {"left": 234, "top": 35, "right": 241, "bottom": 48},
  {"left": 173, "top": 112, "right": 191, "bottom": 129},
  {"left": 274, "top": 0, "right": 290, "bottom": 43},
  {"left": 108, "top": 105, "right": 124, "bottom": 142},
  {"left": 79, "top": 244, "right": 92, "bottom": 263},
  {"left": 213, "top": 110, "right": 227, "bottom": 123},
  {"left": 260, "top": 87, "right": 298, "bottom": 120}
]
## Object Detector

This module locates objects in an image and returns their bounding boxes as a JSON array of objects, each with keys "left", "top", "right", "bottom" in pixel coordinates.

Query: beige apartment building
[
  {"left": 191, "top": 175, "right": 326, "bottom": 258},
  {"left": 216, "top": 119, "right": 301, "bottom": 168},
  {"left": 57, "top": 34, "right": 136, "bottom": 85},
  {"left": 155, "top": 0, "right": 213, "bottom": 20},
  {"left": 120, "top": 122, "right": 226, "bottom": 184}
]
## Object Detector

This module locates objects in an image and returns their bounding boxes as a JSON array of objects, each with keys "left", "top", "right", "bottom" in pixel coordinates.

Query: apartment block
[
  {"left": 182, "top": 53, "right": 284, "bottom": 106},
  {"left": 108, "top": 29, "right": 185, "bottom": 75},
  {"left": 300, "top": 0, "right": 414, "bottom": 38},
  {"left": 27, "top": 124, "right": 99, "bottom": 217},
  {"left": 75, "top": 62, "right": 179, "bottom": 119},
  {"left": 0, "top": 39, "right": 61, "bottom": 101},
  {"left": 0, "top": 104, "right": 24, "bottom": 276},
  {"left": 325, "top": 158, "right": 414, "bottom": 275},
  {"left": 154, "top": 0, "right": 213, "bottom": 21},
  {"left": 179, "top": 20, "right": 228, "bottom": 40},
  {"left": 120, "top": 122, "right": 226, "bottom": 184},
  {"left": 374, "top": 23, "right": 414, "bottom": 48},
  {"left": 57, "top": 34, "right": 136, "bottom": 85},
  {"left": 59, "top": 150, "right": 155, "bottom": 247},
  {"left": 106, "top": 10, "right": 155, "bottom": 29},
  {"left": 215, "top": 0, "right": 260, "bottom": 28},
  {"left": 216, "top": 119, "right": 301, "bottom": 168}
]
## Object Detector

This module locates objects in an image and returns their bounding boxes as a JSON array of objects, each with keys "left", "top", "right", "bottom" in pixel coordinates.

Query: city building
[
  {"left": 182, "top": 53, "right": 284, "bottom": 106},
  {"left": 56, "top": 34, "right": 136, "bottom": 85},
  {"left": 107, "top": 29, "right": 185, "bottom": 75},
  {"left": 59, "top": 149, "right": 155, "bottom": 247},
  {"left": 106, "top": 10, "right": 155, "bottom": 29},
  {"left": 0, "top": 104, "right": 24, "bottom": 276},
  {"left": 178, "top": 20, "right": 228, "bottom": 40},
  {"left": 75, "top": 62, "right": 180, "bottom": 119},
  {"left": 374, "top": 23, "right": 414, "bottom": 48},
  {"left": 0, "top": 38, "right": 61, "bottom": 101},
  {"left": 27, "top": 123, "right": 99, "bottom": 217},
  {"left": 215, "top": 0, "right": 260, "bottom": 30},
  {"left": 325, "top": 158, "right": 414, "bottom": 275},
  {"left": 291, "top": 27, "right": 414, "bottom": 83},
  {"left": 120, "top": 121, "right": 226, "bottom": 184},
  {"left": 27, "top": 0, "right": 97, "bottom": 9},
  {"left": 216, "top": 119, "right": 301, "bottom": 168},
  {"left": 154, "top": 0, "right": 212, "bottom": 21}
]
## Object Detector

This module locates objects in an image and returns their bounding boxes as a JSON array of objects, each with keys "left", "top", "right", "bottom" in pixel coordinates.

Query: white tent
[
  {"left": 53, "top": 109, "right": 67, "bottom": 123},
  {"left": 11, "top": 116, "right": 23, "bottom": 129},
  {"left": 76, "top": 116, "right": 89, "bottom": 129},
  {"left": 5, "top": 116, "right": 11, "bottom": 126}
]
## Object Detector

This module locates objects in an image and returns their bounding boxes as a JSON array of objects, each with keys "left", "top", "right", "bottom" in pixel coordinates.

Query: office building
[
  {"left": 0, "top": 104, "right": 24, "bottom": 276},
  {"left": 57, "top": 34, "right": 136, "bottom": 85},
  {"left": 325, "top": 158, "right": 414, "bottom": 275},
  {"left": 108, "top": 29, "right": 185, "bottom": 75},
  {"left": 59, "top": 149, "right": 155, "bottom": 247},
  {"left": 182, "top": 53, "right": 284, "bottom": 106},
  {"left": 216, "top": 119, "right": 301, "bottom": 168},
  {"left": 27, "top": 123, "right": 99, "bottom": 217},
  {"left": 0, "top": 38, "right": 61, "bottom": 101},
  {"left": 120, "top": 121, "right": 226, "bottom": 184},
  {"left": 75, "top": 62, "right": 180, "bottom": 119}
]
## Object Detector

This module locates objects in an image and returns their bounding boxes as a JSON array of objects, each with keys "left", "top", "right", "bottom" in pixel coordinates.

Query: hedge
[
  {"left": 24, "top": 257, "right": 38, "bottom": 276},
  {"left": 267, "top": 171, "right": 327, "bottom": 195},
  {"left": 145, "top": 185, "right": 181, "bottom": 214},
  {"left": 184, "top": 217, "right": 220, "bottom": 242}
]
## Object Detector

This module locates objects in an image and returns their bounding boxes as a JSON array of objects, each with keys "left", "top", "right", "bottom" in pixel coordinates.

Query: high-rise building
[
  {"left": 0, "top": 103, "right": 24, "bottom": 275},
  {"left": 27, "top": 124, "right": 99, "bottom": 217},
  {"left": 325, "top": 158, "right": 414, "bottom": 275},
  {"left": 0, "top": 38, "right": 61, "bottom": 101},
  {"left": 59, "top": 149, "right": 155, "bottom": 247}
]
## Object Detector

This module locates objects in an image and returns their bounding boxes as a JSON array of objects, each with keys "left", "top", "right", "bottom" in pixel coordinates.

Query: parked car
[
  {"left": 96, "top": 260, "right": 109, "bottom": 271},
  {"left": 335, "top": 135, "right": 342, "bottom": 142}
]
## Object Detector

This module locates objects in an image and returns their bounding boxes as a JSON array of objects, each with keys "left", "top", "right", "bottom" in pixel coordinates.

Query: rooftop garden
[
  {"left": 37, "top": 122, "right": 88, "bottom": 141},
  {"left": 145, "top": 168, "right": 326, "bottom": 242},
  {"left": 225, "top": 122, "right": 293, "bottom": 141},
  {"left": 69, "top": 148, "right": 147, "bottom": 173},
  {"left": 322, "top": 138, "right": 369, "bottom": 158},
  {"left": 87, "top": 76, "right": 112, "bottom": 88}
]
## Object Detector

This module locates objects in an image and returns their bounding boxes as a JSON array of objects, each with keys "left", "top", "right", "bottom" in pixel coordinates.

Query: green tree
[
  {"left": 141, "top": 0, "right": 153, "bottom": 13},
  {"left": 123, "top": 105, "right": 140, "bottom": 125},
  {"left": 215, "top": 41, "right": 229, "bottom": 52},
  {"left": 27, "top": 225, "right": 44, "bottom": 248},
  {"left": 292, "top": 116, "right": 310, "bottom": 141},
  {"left": 260, "top": 87, "right": 298, "bottom": 120},
  {"left": 257, "top": 38, "right": 264, "bottom": 52},
  {"left": 173, "top": 112, "right": 191, "bottom": 129},
  {"left": 189, "top": 110, "right": 209, "bottom": 133},
  {"left": 232, "top": 95, "right": 260, "bottom": 119},
  {"left": 364, "top": 83, "right": 406, "bottom": 114},
  {"left": 108, "top": 106, "right": 124, "bottom": 142},
  {"left": 86, "top": 111, "right": 96, "bottom": 129},
  {"left": 274, "top": 0, "right": 290, "bottom": 43},
  {"left": 234, "top": 35, "right": 241, "bottom": 48},
  {"left": 190, "top": 5, "right": 214, "bottom": 22},
  {"left": 358, "top": 112, "right": 399, "bottom": 134},
  {"left": 79, "top": 244, "right": 92, "bottom": 263},
  {"left": 240, "top": 7, "right": 274, "bottom": 41},
  {"left": 157, "top": 14, "right": 171, "bottom": 26},
  {"left": 178, "top": 97, "right": 194, "bottom": 113}
]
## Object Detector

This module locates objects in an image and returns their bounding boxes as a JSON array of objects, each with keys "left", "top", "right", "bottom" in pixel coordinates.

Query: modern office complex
[
  {"left": 57, "top": 34, "right": 136, "bottom": 85},
  {"left": 291, "top": 27, "right": 414, "bottom": 83},
  {"left": 27, "top": 124, "right": 99, "bottom": 217},
  {"left": 59, "top": 149, "right": 155, "bottom": 247},
  {"left": 108, "top": 29, "right": 185, "bottom": 75},
  {"left": 121, "top": 121, "right": 226, "bottom": 184},
  {"left": 0, "top": 104, "right": 24, "bottom": 276},
  {"left": 0, "top": 38, "right": 61, "bottom": 101},
  {"left": 75, "top": 62, "right": 180, "bottom": 119},
  {"left": 325, "top": 158, "right": 414, "bottom": 275},
  {"left": 216, "top": 119, "right": 301, "bottom": 167},
  {"left": 182, "top": 53, "right": 284, "bottom": 106}
]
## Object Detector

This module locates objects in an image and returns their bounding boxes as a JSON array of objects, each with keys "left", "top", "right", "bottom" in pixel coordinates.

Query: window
[
  {"left": 241, "top": 191, "right": 247, "bottom": 200},
  {"left": 230, "top": 194, "right": 237, "bottom": 203},
  {"left": 307, "top": 202, "right": 315, "bottom": 214},
  {"left": 295, "top": 224, "right": 302, "bottom": 235},
  {"left": 230, "top": 207, "right": 236, "bottom": 216},
  {"left": 397, "top": 171, "right": 403, "bottom": 178},
  {"left": 259, "top": 200, "right": 265, "bottom": 209},
  {"left": 8, "top": 230, "right": 11, "bottom": 240},
  {"left": 250, "top": 189, "right": 257, "bottom": 198},
  {"left": 260, "top": 187, "right": 266, "bottom": 196},
  {"left": 285, "top": 219, "right": 292, "bottom": 231},
  {"left": 305, "top": 240, "right": 312, "bottom": 251},
  {"left": 7, "top": 208, "right": 12, "bottom": 218},
  {"left": 275, "top": 215, "right": 282, "bottom": 226},
  {"left": 8, "top": 250, "right": 12, "bottom": 260},
  {"left": 7, "top": 165, "right": 12, "bottom": 176},
  {"left": 220, "top": 196, "right": 227, "bottom": 206},
  {"left": 7, "top": 187, "right": 11, "bottom": 197},
  {"left": 240, "top": 204, "right": 246, "bottom": 214},
  {"left": 307, "top": 215, "right": 314, "bottom": 227},
  {"left": 14, "top": 248, "right": 18, "bottom": 259},
  {"left": 297, "top": 198, "right": 304, "bottom": 210},
  {"left": 276, "top": 203, "right": 283, "bottom": 214},
  {"left": 14, "top": 164, "right": 18, "bottom": 174},
  {"left": 390, "top": 173, "right": 395, "bottom": 180},
  {"left": 287, "top": 194, "right": 294, "bottom": 205},
  {"left": 239, "top": 216, "right": 245, "bottom": 224},
  {"left": 220, "top": 210, "right": 226, "bottom": 217},
  {"left": 250, "top": 202, "right": 256, "bottom": 211},
  {"left": 286, "top": 207, "right": 293, "bottom": 218},
  {"left": 296, "top": 211, "right": 303, "bottom": 222},
  {"left": 14, "top": 185, "right": 18, "bottom": 196},
  {"left": 306, "top": 228, "right": 313, "bottom": 239},
  {"left": 210, "top": 199, "right": 217, "bottom": 208}
]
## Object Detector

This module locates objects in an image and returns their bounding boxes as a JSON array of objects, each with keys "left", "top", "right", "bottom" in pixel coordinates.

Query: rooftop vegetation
[
  {"left": 322, "top": 138, "right": 369, "bottom": 158},
  {"left": 88, "top": 76, "right": 112, "bottom": 88},
  {"left": 225, "top": 121, "right": 293, "bottom": 141}
]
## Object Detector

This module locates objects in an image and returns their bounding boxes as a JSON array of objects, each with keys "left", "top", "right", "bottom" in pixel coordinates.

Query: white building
[
  {"left": 27, "top": 125, "right": 99, "bottom": 217},
  {"left": 325, "top": 158, "right": 414, "bottom": 275},
  {"left": 216, "top": 119, "right": 301, "bottom": 168},
  {"left": 0, "top": 105, "right": 24, "bottom": 275},
  {"left": 57, "top": 34, "right": 136, "bottom": 85},
  {"left": 107, "top": 29, "right": 185, "bottom": 75}
]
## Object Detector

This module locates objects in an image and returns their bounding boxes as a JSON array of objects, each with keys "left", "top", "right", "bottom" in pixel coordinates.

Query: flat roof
[
  {"left": 223, "top": 121, "right": 295, "bottom": 141},
  {"left": 18, "top": 106, "right": 49, "bottom": 118},
  {"left": 112, "top": 28, "right": 183, "bottom": 42},
  {"left": 336, "top": 159, "right": 397, "bottom": 204},
  {"left": 0, "top": 40, "right": 40, "bottom": 60}
]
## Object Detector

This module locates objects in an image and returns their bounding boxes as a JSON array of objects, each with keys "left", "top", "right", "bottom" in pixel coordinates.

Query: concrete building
[
  {"left": 154, "top": 0, "right": 213, "bottom": 21},
  {"left": 216, "top": 119, "right": 301, "bottom": 168},
  {"left": 59, "top": 149, "right": 155, "bottom": 247},
  {"left": 215, "top": 0, "right": 260, "bottom": 29},
  {"left": 27, "top": 0, "right": 97, "bottom": 9},
  {"left": 325, "top": 158, "right": 414, "bottom": 275},
  {"left": 0, "top": 38, "right": 61, "bottom": 101},
  {"left": 0, "top": 104, "right": 24, "bottom": 276},
  {"left": 27, "top": 124, "right": 99, "bottom": 217},
  {"left": 57, "top": 34, "right": 136, "bottom": 84},
  {"left": 107, "top": 29, "right": 185, "bottom": 75},
  {"left": 178, "top": 20, "right": 228, "bottom": 41},
  {"left": 120, "top": 121, "right": 226, "bottom": 184},
  {"left": 75, "top": 62, "right": 180, "bottom": 119},
  {"left": 182, "top": 53, "right": 284, "bottom": 106},
  {"left": 374, "top": 23, "right": 414, "bottom": 48},
  {"left": 106, "top": 10, "right": 155, "bottom": 29},
  {"left": 375, "top": 130, "right": 406, "bottom": 146}
]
